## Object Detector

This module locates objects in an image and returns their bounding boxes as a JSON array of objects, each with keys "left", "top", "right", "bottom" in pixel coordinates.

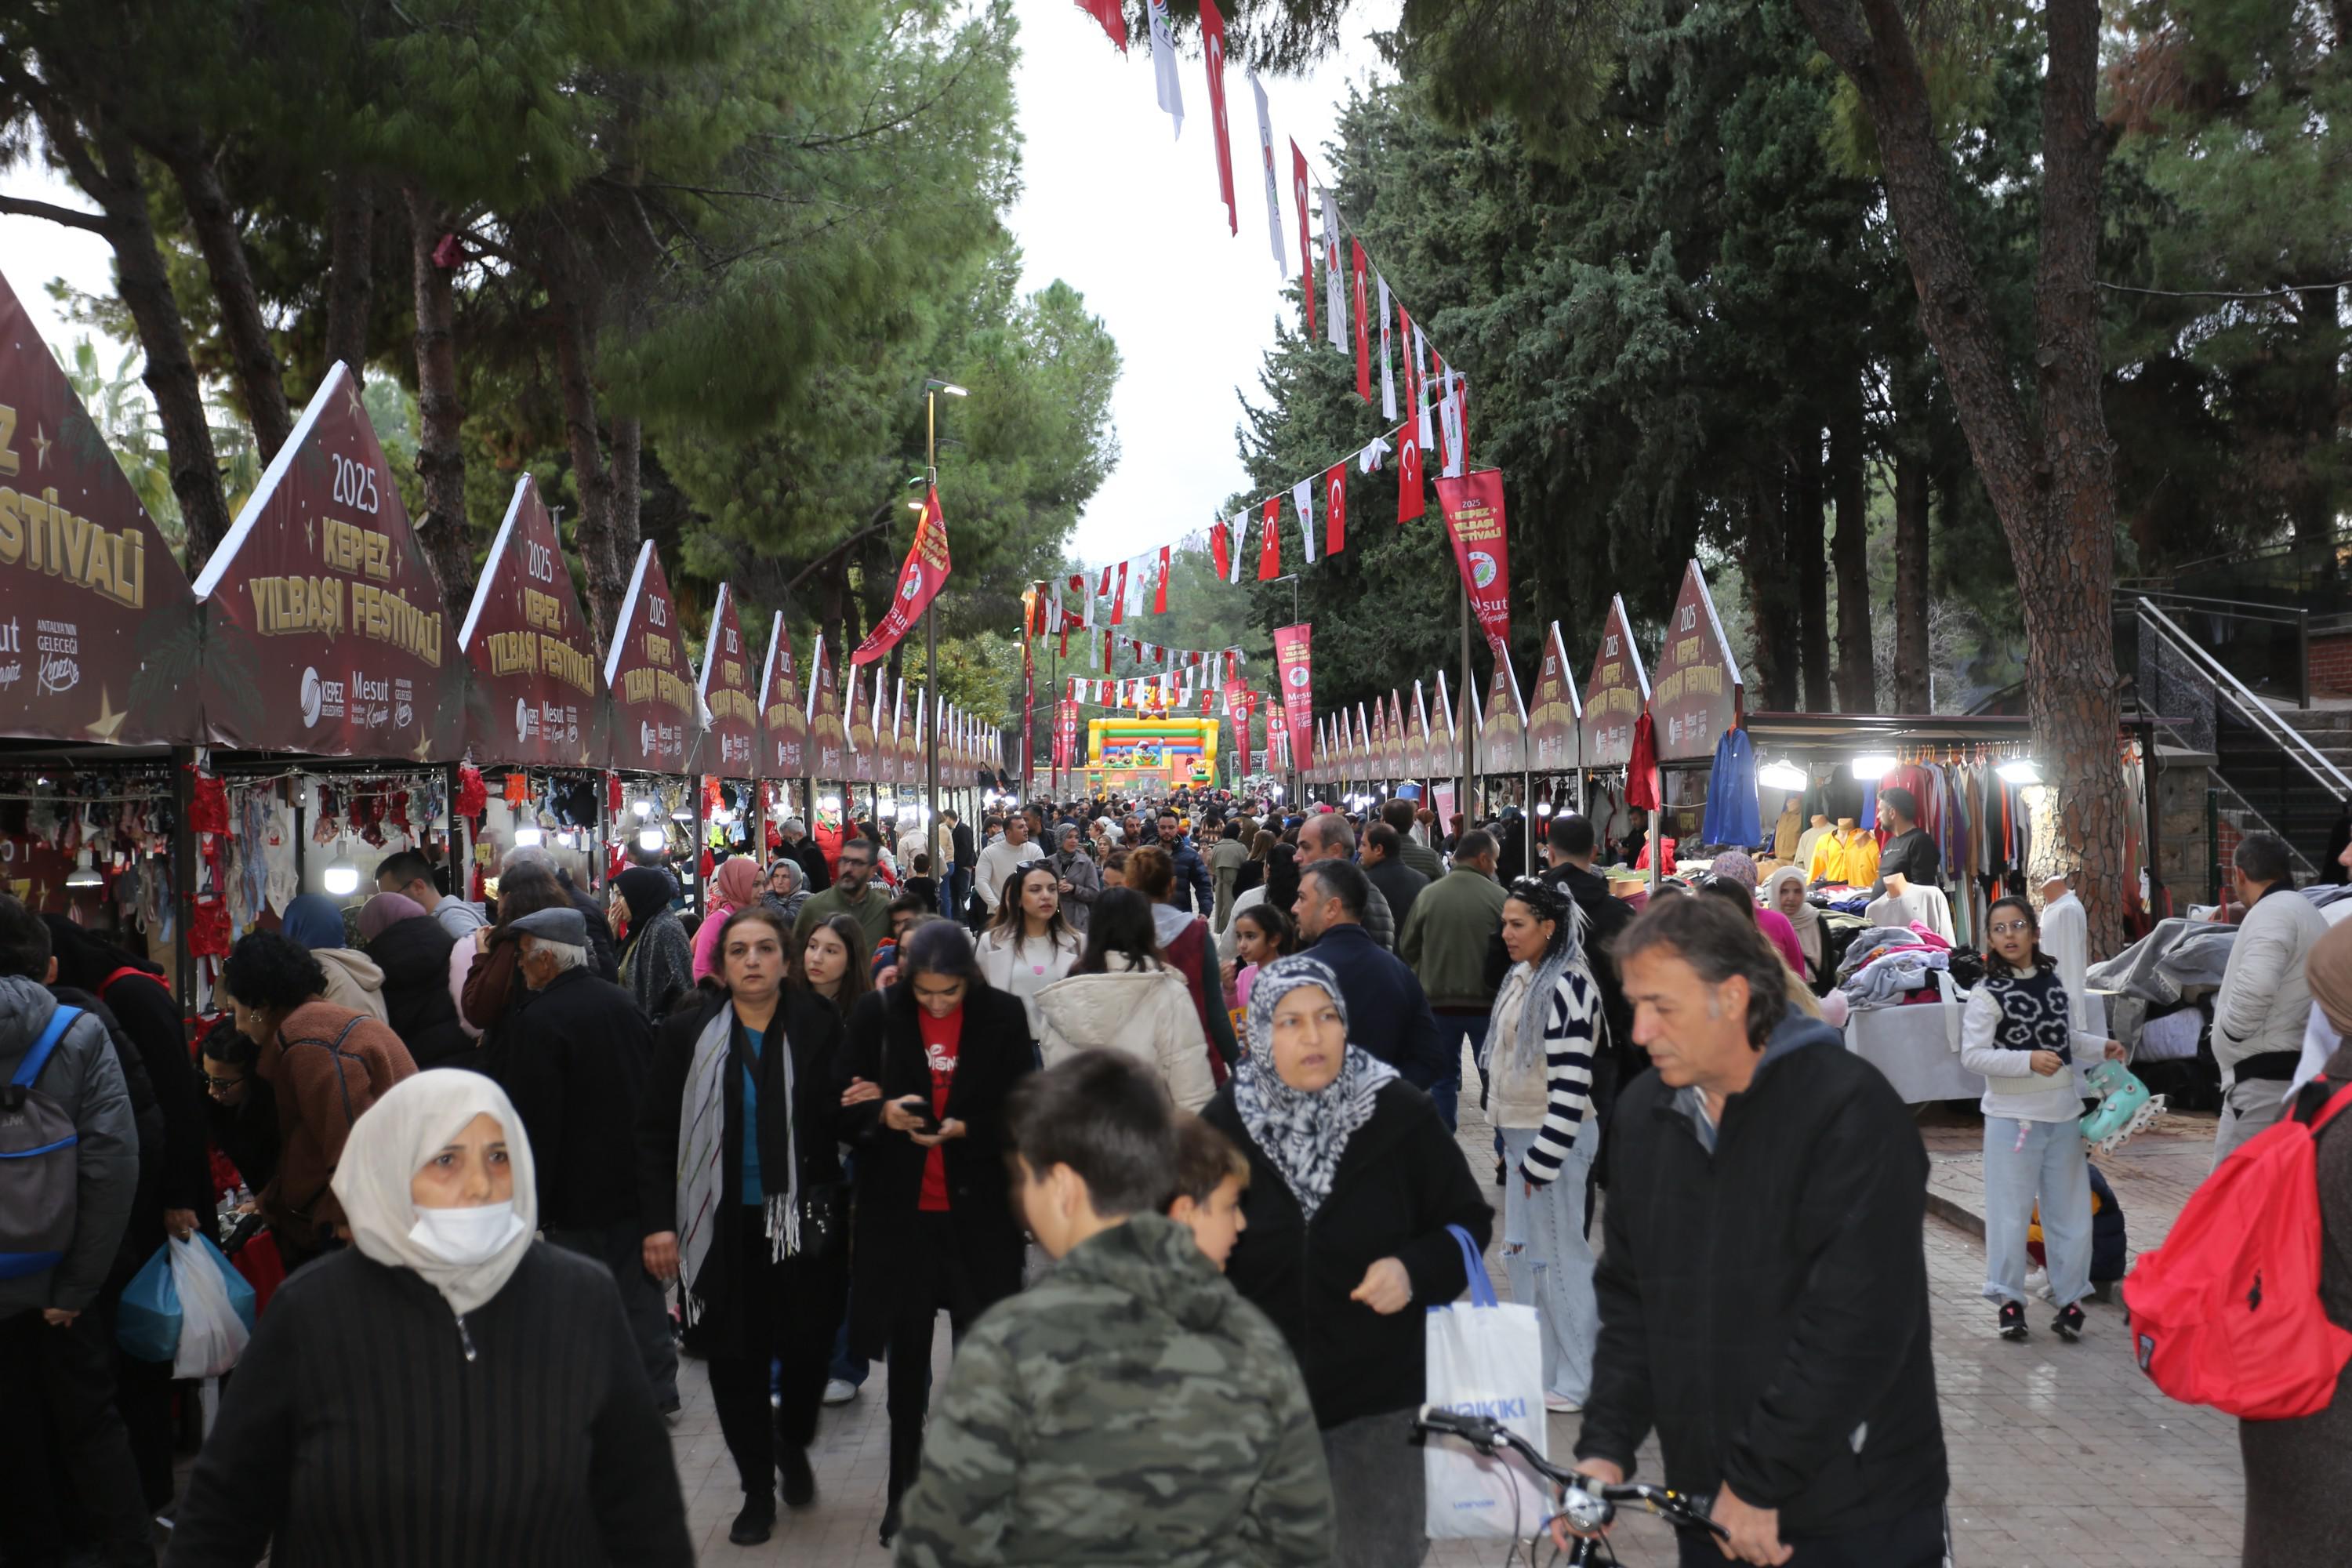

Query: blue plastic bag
[
  {"left": 114, "top": 1234, "right": 258, "bottom": 1369},
  {"left": 115, "top": 1243, "right": 181, "bottom": 1363}
]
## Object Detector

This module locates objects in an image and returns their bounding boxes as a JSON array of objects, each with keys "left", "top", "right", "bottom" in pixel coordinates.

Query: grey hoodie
[{"left": 0, "top": 974, "right": 137, "bottom": 1314}]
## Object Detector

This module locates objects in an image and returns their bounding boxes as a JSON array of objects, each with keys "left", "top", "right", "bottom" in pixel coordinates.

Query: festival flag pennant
[
  {"left": 1251, "top": 72, "right": 1283, "bottom": 273},
  {"left": 1290, "top": 140, "right": 1316, "bottom": 337},
  {"left": 1258, "top": 495, "right": 1282, "bottom": 580},
  {"left": 1155, "top": 544, "right": 1171, "bottom": 612},
  {"left": 1417, "top": 325, "right": 1436, "bottom": 449},
  {"left": 1324, "top": 462, "right": 1348, "bottom": 556},
  {"left": 1377, "top": 274, "right": 1396, "bottom": 419},
  {"left": 1148, "top": 0, "right": 1183, "bottom": 136},
  {"left": 1199, "top": 0, "right": 1237, "bottom": 234},
  {"left": 1112, "top": 557, "right": 1128, "bottom": 624},
  {"left": 1350, "top": 238, "right": 1373, "bottom": 401},
  {"left": 1229, "top": 510, "right": 1249, "bottom": 583},
  {"left": 1439, "top": 371, "right": 1467, "bottom": 478},
  {"left": 1074, "top": 0, "right": 1127, "bottom": 50},
  {"left": 1293, "top": 477, "right": 1316, "bottom": 564},
  {"left": 1398, "top": 424, "right": 1426, "bottom": 522},
  {"left": 850, "top": 485, "right": 950, "bottom": 665},
  {"left": 1210, "top": 516, "right": 1232, "bottom": 580},
  {"left": 1320, "top": 187, "right": 1346, "bottom": 350}
]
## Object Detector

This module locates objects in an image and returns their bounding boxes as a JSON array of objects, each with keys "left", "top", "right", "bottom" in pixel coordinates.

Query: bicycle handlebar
[{"left": 1413, "top": 1406, "right": 1726, "bottom": 1541}]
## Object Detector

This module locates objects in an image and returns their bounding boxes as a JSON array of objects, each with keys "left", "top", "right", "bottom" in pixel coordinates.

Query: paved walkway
[{"left": 666, "top": 1062, "right": 2245, "bottom": 1566}]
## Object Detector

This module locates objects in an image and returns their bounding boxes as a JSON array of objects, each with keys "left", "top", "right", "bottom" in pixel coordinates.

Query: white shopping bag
[
  {"left": 169, "top": 1235, "right": 252, "bottom": 1379},
  {"left": 1424, "top": 1225, "right": 1551, "bottom": 1540}
]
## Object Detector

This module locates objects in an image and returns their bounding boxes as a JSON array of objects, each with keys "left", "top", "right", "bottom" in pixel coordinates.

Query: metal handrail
[
  {"left": 2126, "top": 590, "right": 2311, "bottom": 626},
  {"left": 2137, "top": 597, "right": 2352, "bottom": 802}
]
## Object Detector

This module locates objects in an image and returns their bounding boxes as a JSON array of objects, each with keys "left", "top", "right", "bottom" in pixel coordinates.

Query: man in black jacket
[
  {"left": 1873, "top": 786, "right": 1941, "bottom": 894},
  {"left": 1537, "top": 816, "right": 1635, "bottom": 1099},
  {"left": 780, "top": 816, "right": 833, "bottom": 897},
  {"left": 1156, "top": 811, "right": 1216, "bottom": 917},
  {"left": 1567, "top": 894, "right": 1947, "bottom": 1566},
  {"left": 500, "top": 906, "right": 677, "bottom": 1414},
  {"left": 1293, "top": 858, "right": 1450, "bottom": 1094}
]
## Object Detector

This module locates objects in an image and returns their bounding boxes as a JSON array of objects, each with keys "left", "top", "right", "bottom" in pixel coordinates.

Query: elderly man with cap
[{"left": 492, "top": 906, "right": 679, "bottom": 1414}]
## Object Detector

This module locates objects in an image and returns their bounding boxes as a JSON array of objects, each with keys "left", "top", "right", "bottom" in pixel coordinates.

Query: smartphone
[{"left": 897, "top": 1095, "right": 940, "bottom": 1136}]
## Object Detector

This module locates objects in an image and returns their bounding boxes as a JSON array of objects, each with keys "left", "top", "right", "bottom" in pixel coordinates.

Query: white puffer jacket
[{"left": 1033, "top": 954, "right": 1217, "bottom": 1111}]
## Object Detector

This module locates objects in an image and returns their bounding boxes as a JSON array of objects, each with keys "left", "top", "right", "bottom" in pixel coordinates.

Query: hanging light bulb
[
  {"left": 637, "top": 826, "right": 666, "bottom": 852},
  {"left": 65, "top": 848, "right": 103, "bottom": 888},
  {"left": 1849, "top": 754, "right": 1896, "bottom": 781},
  {"left": 555, "top": 829, "right": 577, "bottom": 848},
  {"left": 1535, "top": 800, "right": 1555, "bottom": 818},
  {"left": 632, "top": 797, "right": 655, "bottom": 819},
  {"left": 322, "top": 837, "right": 361, "bottom": 897},
  {"left": 512, "top": 821, "right": 544, "bottom": 848},
  {"left": 1996, "top": 758, "right": 2043, "bottom": 786},
  {"left": 1756, "top": 757, "right": 1809, "bottom": 791}
]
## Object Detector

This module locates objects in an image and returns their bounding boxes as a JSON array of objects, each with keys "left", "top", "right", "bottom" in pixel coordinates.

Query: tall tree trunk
[
  {"left": 158, "top": 143, "right": 292, "bottom": 459},
  {"left": 1794, "top": 417, "right": 1831, "bottom": 712},
  {"left": 1893, "top": 435, "right": 1931, "bottom": 711},
  {"left": 610, "top": 415, "right": 643, "bottom": 572},
  {"left": 549, "top": 254, "right": 624, "bottom": 651},
  {"left": 1744, "top": 477, "right": 1798, "bottom": 710},
  {"left": 1794, "top": 0, "right": 2130, "bottom": 949},
  {"left": 324, "top": 172, "right": 374, "bottom": 379},
  {"left": 403, "top": 185, "right": 472, "bottom": 619},
  {"left": 13, "top": 111, "right": 234, "bottom": 567},
  {"left": 1830, "top": 372, "right": 1874, "bottom": 710}
]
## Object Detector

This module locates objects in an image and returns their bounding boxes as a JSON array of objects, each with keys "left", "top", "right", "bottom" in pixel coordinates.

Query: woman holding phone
[{"left": 839, "top": 921, "right": 1035, "bottom": 1544}]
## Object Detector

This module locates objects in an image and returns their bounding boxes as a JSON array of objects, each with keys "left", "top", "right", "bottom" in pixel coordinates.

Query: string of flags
[{"left": 1051, "top": 0, "right": 1476, "bottom": 628}]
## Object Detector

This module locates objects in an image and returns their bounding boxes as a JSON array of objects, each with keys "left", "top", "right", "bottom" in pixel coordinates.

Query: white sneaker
[
  {"left": 1544, "top": 1393, "right": 1583, "bottom": 1414},
  {"left": 822, "top": 1377, "right": 860, "bottom": 1406}
]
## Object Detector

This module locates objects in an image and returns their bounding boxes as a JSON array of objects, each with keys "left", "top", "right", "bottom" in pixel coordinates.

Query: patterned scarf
[
  {"left": 1233, "top": 955, "right": 1397, "bottom": 1222},
  {"left": 674, "top": 1001, "right": 798, "bottom": 1323}
]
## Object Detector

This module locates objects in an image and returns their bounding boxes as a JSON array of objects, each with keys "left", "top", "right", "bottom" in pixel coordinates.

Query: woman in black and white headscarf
[{"left": 1203, "top": 953, "right": 1492, "bottom": 1568}]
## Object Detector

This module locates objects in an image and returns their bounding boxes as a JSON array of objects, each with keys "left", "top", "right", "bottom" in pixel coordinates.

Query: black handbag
[{"left": 796, "top": 1181, "right": 846, "bottom": 1259}]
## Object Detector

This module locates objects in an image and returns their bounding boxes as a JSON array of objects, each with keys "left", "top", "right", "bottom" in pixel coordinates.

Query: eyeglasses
[
  {"left": 203, "top": 1073, "right": 245, "bottom": 1092},
  {"left": 1988, "top": 921, "right": 2033, "bottom": 935}
]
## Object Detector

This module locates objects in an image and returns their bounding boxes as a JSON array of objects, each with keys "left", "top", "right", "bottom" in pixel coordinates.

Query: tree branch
[{"left": 0, "top": 191, "right": 108, "bottom": 234}]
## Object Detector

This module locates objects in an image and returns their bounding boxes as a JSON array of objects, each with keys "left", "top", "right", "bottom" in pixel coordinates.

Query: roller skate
[{"left": 2078, "top": 1059, "right": 2165, "bottom": 1154}]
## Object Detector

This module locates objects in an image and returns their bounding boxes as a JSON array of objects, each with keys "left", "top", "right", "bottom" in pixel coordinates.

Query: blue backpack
[{"left": 0, "top": 1004, "right": 86, "bottom": 1280}]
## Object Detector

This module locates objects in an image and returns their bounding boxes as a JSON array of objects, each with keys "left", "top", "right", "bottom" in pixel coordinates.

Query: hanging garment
[
  {"left": 1626, "top": 714, "right": 1661, "bottom": 812},
  {"left": 1700, "top": 728, "right": 1761, "bottom": 849},
  {"left": 263, "top": 800, "right": 299, "bottom": 916}
]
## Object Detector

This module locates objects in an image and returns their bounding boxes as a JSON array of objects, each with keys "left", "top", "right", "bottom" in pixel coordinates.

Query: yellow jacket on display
[{"left": 1806, "top": 828, "right": 1879, "bottom": 888}]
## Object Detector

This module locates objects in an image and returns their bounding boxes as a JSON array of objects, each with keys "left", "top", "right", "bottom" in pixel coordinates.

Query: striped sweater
[{"left": 1488, "top": 962, "right": 1601, "bottom": 1185}]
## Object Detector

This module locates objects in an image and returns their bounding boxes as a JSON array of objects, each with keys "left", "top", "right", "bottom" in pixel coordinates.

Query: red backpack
[{"left": 2122, "top": 1079, "right": 2352, "bottom": 1419}]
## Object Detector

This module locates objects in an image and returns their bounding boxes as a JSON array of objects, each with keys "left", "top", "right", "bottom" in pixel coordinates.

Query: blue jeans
[
  {"left": 1982, "top": 1116, "right": 2093, "bottom": 1309},
  {"left": 1501, "top": 1119, "right": 1600, "bottom": 1403}
]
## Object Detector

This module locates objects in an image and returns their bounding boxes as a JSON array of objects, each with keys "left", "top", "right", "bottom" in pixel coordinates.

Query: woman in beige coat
[{"left": 1033, "top": 887, "right": 1214, "bottom": 1111}]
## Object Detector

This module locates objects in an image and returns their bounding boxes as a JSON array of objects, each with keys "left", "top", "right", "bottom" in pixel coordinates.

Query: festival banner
[
  {"left": 194, "top": 361, "right": 462, "bottom": 757},
  {"left": 0, "top": 269, "right": 202, "bottom": 746},
  {"left": 1351, "top": 239, "right": 1373, "bottom": 401},
  {"left": 1524, "top": 620, "right": 1582, "bottom": 773},
  {"left": 1251, "top": 72, "right": 1283, "bottom": 272},
  {"left": 456, "top": 474, "right": 599, "bottom": 766},
  {"left": 850, "top": 484, "right": 949, "bottom": 666},
  {"left": 757, "top": 613, "right": 808, "bottom": 778},
  {"left": 805, "top": 633, "right": 848, "bottom": 780},
  {"left": 1273, "top": 622, "right": 1313, "bottom": 771},
  {"left": 1320, "top": 187, "right": 1346, "bottom": 350},
  {"left": 1397, "top": 421, "right": 1425, "bottom": 523},
  {"left": 695, "top": 582, "right": 760, "bottom": 778},
  {"left": 1291, "top": 140, "right": 1315, "bottom": 337},
  {"left": 1649, "top": 559, "right": 1744, "bottom": 762},
  {"left": 1377, "top": 274, "right": 1396, "bottom": 419},
  {"left": 1148, "top": 0, "right": 1183, "bottom": 134},
  {"left": 1199, "top": 0, "right": 1237, "bottom": 234},
  {"left": 1323, "top": 462, "right": 1347, "bottom": 556},
  {"left": 1258, "top": 495, "right": 1282, "bottom": 579},
  {"left": 1076, "top": 0, "right": 1127, "bottom": 50},
  {"left": 1435, "top": 468, "right": 1511, "bottom": 660},
  {"left": 596, "top": 540, "right": 697, "bottom": 772}
]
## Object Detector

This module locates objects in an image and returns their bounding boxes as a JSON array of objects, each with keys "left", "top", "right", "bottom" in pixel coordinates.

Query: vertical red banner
[
  {"left": 1258, "top": 495, "right": 1282, "bottom": 579},
  {"left": 1022, "top": 624, "right": 1036, "bottom": 786},
  {"left": 1323, "top": 462, "right": 1348, "bottom": 554},
  {"left": 1435, "top": 468, "right": 1512, "bottom": 660},
  {"left": 1290, "top": 140, "right": 1315, "bottom": 336},
  {"left": 1350, "top": 238, "right": 1373, "bottom": 401},
  {"left": 1273, "top": 622, "right": 1314, "bottom": 772},
  {"left": 1200, "top": 0, "right": 1237, "bottom": 234}
]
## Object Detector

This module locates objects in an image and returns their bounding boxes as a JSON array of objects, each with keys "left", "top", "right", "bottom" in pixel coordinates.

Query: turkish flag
[
  {"left": 1073, "top": 0, "right": 1127, "bottom": 50},
  {"left": 1210, "top": 516, "right": 1232, "bottom": 580},
  {"left": 1323, "top": 463, "right": 1348, "bottom": 555},
  {"left": 1351, "top": 238, "right": 1373, "bottom": 401},
  {"left": 1155, "top": 545, "right": 1171, "bottom": 612},
  {"left": 1398, "top": 300, "right": 1419, "bottom": 420},
  {"left": 1112, "top": 558, "right": 1127, "bottom": 625},
  {"left": 1398, "top": 430, "right": 1425, "bottom": 522},
  {"left": 850, "top": 485, "right": 949, "bottom": 664},
  {"left": 1200, "top": 0, "right": 1237, "bottom": 234},
  {"left": 1258, "top": 495, "right": 1282, "bottom": 580},
  {"left": 1291, "top": 140, "right": 1315, "bottom": 337}
]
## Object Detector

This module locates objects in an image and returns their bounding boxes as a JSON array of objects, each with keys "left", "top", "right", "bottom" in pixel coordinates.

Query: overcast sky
[{"left": 0, "top": 0, "right": 1398, "bottom": 571}]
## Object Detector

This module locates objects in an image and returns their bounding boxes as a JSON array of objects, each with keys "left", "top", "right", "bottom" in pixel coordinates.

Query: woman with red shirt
[{"left": 840, "top": 920, "right": 1035, "bottom": 1544}]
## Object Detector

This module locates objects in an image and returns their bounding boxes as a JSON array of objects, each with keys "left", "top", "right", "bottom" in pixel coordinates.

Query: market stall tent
[
  {"left": 193, "top": 361, "right": 462, "bottom": 758},
  {"left": 1476, "top": 657, "right": 1528, "bottom": 776},
  {"left": 0, "top": 271, "right": 203, "bottom": 746},
  {"left": 1525, "top": 622, "right": 1584, "bottom": 775},
  {"left": 804, "top": 633, "right": 848, "bottom": 782},
  {"left": 1649, "top": 559, "right": 1744, "bottom": 763},
  {"left": 457, "top": 474, "right": 604, "bottom": 767},
  {"left": 756, "top": 612, "right": 808, "bottom": 780},
  {"left": 694, "top": 581, "right": 758, "bottom": 780},
  {"left": 1581, "top": 594, "right": 1650, "bottom": 770},
  {"left": 603, "top": 539, "right": 697, "bottom": 773}
]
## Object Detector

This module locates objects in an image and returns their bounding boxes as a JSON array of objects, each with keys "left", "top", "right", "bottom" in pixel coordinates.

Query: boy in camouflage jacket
[{"left": 893, "top": 1051, "right": 1334, "bottom": 1567}]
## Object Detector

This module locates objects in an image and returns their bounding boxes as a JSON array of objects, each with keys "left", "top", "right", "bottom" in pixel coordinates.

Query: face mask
[{"left": 408, "top": 1201, "right": 526, "bottom": 1266}]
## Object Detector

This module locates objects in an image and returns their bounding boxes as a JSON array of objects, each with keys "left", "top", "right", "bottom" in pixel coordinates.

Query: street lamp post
[{"left": 922, "top": 378, "right": 966, "bottom": 851}]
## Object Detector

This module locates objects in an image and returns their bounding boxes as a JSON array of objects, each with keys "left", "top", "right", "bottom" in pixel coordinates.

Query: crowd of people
[{"left": 5, "top": 785, "right": 2348, "bottom": 1567}]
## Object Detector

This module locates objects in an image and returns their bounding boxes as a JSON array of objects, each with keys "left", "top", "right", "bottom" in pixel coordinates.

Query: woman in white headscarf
[
  {"left": 165, "top": 1073, "right": 691, "bottom": 1568},
  {"left": 1763, "top": 864, "right": 1827, "bottom": 989},
  {"left": 1203, "top": 953, "right": 1493, "bottom": 1568}
]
